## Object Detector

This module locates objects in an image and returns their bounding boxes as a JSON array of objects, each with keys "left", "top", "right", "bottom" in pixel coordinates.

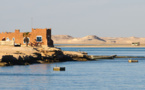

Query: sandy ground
[
  {"left": 0, "top": 46, "right": 37, "bottom": 55},
  {"left": 0, "top": 45, "right": 60, "bottom": 55}
]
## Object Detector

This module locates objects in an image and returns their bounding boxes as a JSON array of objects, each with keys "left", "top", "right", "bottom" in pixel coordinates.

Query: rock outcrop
[{"left": 0, "top": 46, "right": 93, "bottom": 66}]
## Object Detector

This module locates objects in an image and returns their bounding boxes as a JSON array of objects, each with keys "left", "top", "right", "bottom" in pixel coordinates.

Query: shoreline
[
  {"left": 0, "top": 45, "right": 144, "bottom": 66},
  {"left": 55, "top": 44, "right": 145, "bottom": 47}
]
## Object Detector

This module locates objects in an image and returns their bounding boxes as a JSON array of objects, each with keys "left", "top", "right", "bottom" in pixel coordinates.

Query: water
[
  {"left": 60, "top": 47, "right": 145, "bottom": 56},
  {"left": 0, "top": 47, "right": 145, "bottom": 90}
]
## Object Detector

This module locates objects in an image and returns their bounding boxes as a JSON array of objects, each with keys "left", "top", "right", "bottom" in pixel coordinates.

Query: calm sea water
[{"left": 0, "top": 47, "right": 145, "bottom": 90}]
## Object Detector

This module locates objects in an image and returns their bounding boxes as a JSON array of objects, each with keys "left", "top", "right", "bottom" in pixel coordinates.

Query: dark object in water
[
  {"left": 53, "top": 67, "right": 65, "bottom": 71},
  {"left": 92, "top": 55, "right": 117, "bottom": 59},
  {"left": 128, "top": 59, "right": 138, "bottom": 63},
  {"left": 116, "top": 56, "right": 145, "bottom": 58}
]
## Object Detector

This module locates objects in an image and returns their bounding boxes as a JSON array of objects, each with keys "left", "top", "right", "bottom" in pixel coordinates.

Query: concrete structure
[{"left": 0, "top": 28, "right": 54, "bottom": 47}]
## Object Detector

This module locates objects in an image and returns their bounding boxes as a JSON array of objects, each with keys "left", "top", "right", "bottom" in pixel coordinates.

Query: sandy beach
[{"left": 0, "top": 46, "right": 36, "bottom": 55}]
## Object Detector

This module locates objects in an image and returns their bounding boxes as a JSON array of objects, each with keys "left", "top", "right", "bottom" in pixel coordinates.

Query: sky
[{"left": 0, "top": 0, "right": 145, "bottom": 37}]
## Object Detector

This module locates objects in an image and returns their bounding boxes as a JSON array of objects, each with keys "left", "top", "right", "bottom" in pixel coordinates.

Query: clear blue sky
[{"left": 0, "top": 0, "right": 145, "bottom": 37}]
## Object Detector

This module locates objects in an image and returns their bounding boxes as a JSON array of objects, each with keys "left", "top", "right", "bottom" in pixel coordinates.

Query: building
[
  {"left": 132, "top": 42, "right": 140, "bottom": 46},
  {"left": 0, "top": 28, "right": 54, "bottom": 47}
]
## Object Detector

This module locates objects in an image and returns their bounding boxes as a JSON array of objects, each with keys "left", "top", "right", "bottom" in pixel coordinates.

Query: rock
[
  {"left": 0, "top": 46, "right": 92, "bottom": 66},
  {"left": 0, "top": 62, "right": 8, "bottom": 66}
]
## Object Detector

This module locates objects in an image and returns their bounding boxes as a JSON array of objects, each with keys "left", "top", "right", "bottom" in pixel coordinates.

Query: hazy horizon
[
  {"left": 0, "top": 0, "right": 145, "bottom": 37},
  {"left": 52, "top": 34, "right": 145, "bottom": 38}
]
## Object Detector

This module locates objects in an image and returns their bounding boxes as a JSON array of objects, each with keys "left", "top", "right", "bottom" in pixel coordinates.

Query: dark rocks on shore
[{"left": 0, "top": 47, "right": 93, "bottom": 66}]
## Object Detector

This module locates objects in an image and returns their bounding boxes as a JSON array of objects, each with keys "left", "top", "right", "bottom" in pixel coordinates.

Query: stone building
[{"left": 0, "top": 28, "right": 54, "bottom": 47}]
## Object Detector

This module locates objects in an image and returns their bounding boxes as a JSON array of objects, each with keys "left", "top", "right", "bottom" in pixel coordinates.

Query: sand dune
[{"left": 52, "top": 35, "right": 145, "bottom": 45}]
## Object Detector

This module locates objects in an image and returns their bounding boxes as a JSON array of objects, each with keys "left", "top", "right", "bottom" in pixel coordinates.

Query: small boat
[{"left": 128, "top": 59, "right": 138, "bottom": 63}]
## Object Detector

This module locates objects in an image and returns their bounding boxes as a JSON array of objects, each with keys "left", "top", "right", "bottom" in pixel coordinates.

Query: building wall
[
  {"left": 0, "top": 30, "right": 23, "bottom": 44},
  {"left": 30, "top": 28, "right": 48, "bottom": 45},
  {"left": 0, "top": 28, "right": 54, "bottom": 47}
]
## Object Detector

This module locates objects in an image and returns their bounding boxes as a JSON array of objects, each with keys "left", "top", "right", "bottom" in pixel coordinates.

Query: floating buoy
[
  {"left": 128, "top": 60, "right": 138, "bottom": 63},
  {"left": 53, "top": 67, "right": 65, "bottom": 71}
]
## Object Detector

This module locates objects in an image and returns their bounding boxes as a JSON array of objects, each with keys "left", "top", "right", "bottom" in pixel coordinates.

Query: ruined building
[{"left": 0, "top": 28, "right": 54, "bottom": 47}]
